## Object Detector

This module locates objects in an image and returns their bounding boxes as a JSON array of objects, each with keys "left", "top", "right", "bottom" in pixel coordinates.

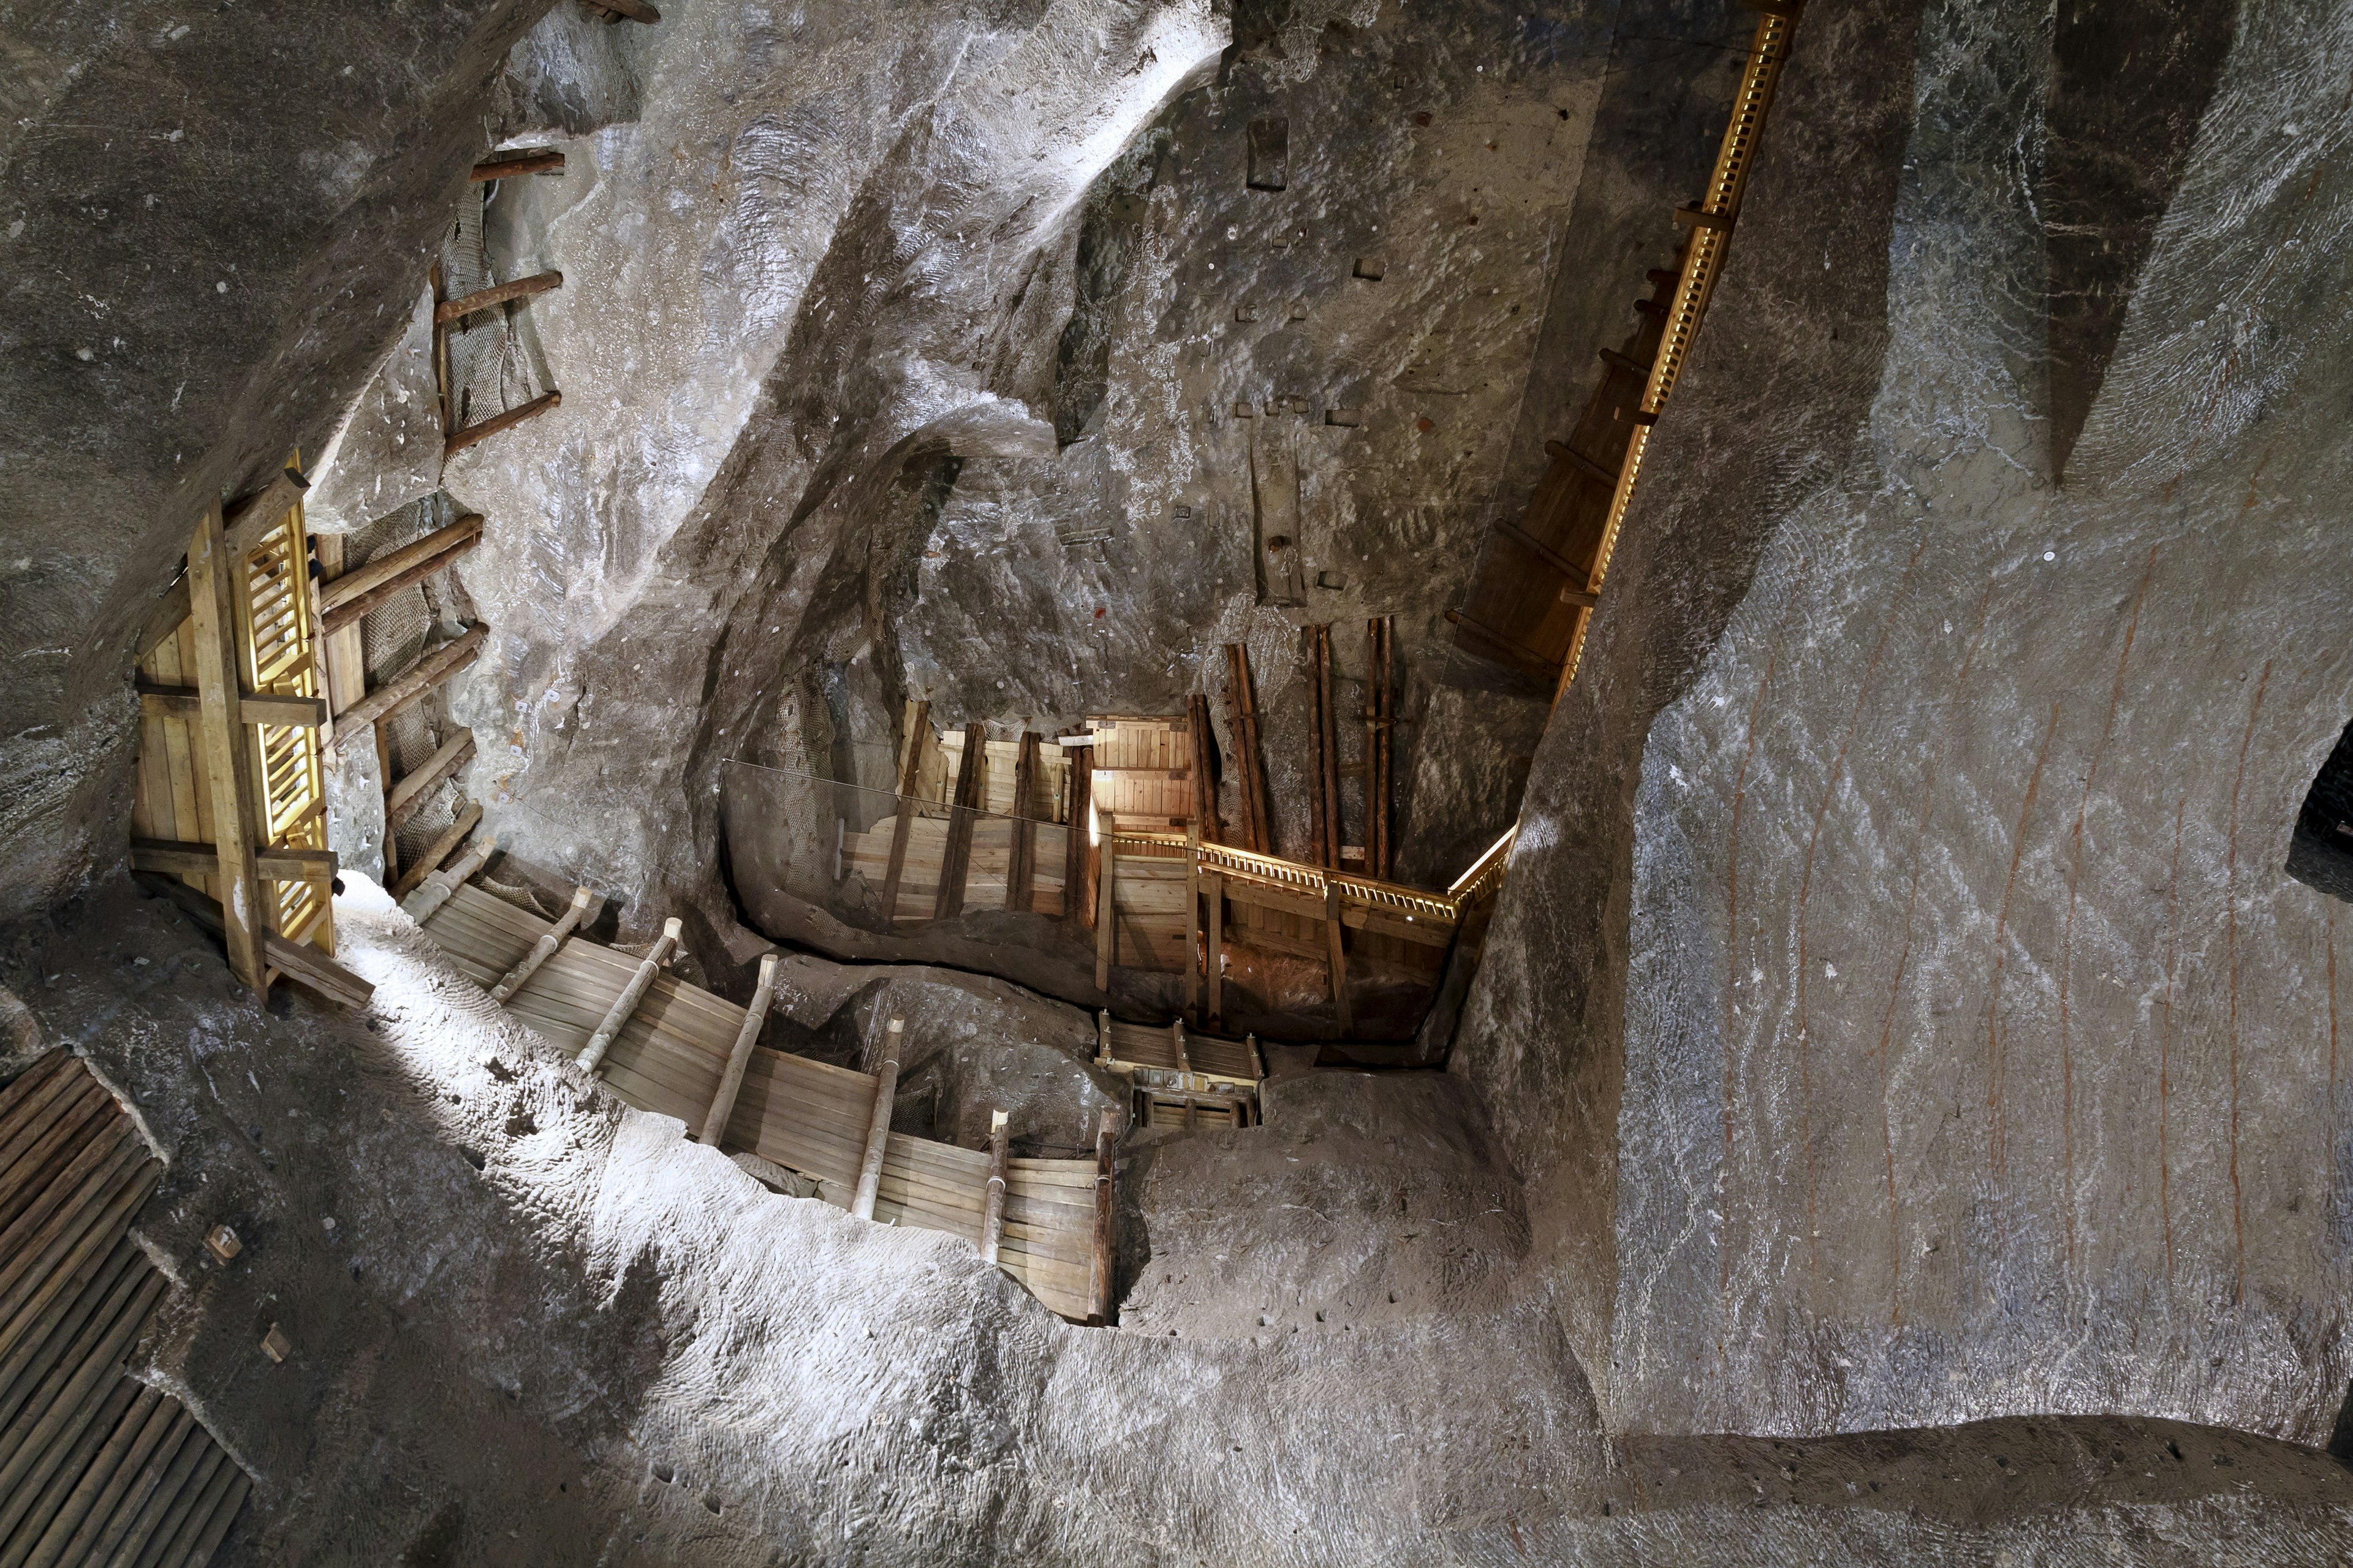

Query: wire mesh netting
[{"left": 439, "top": 181, "right": 553, "bottom": 437}]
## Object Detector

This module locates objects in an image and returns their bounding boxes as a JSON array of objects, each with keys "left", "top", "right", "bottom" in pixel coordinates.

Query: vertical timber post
[
  {"left": 979, "top": 1109, "right": 1010, "bottom": 1266},
  {"left": 852, "top": 1017, "right": 903, "bottom": 1219},
  {"left": 187, "top": 504, "right": 265, "bottom": 991}
]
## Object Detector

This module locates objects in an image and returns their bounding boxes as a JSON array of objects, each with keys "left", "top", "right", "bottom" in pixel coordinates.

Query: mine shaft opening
[{"left": 2289, "top": 716, "right": 2353, "bottom": 903}]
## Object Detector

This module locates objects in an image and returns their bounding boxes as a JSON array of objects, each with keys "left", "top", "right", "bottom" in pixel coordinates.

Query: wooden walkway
[
  {"left": 0, "top": 1051, "right": 252, "bottom": 1566},
  {"left": 417, "top": 885, "right": 1112, "bottom": 1322},
  {"left": 1094, "top": 1015, "right": 1264, "bottom": 1131}
]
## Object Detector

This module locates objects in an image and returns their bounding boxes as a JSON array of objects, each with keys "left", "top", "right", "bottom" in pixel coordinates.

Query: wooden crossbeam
[
  {"left": 388, "top": 801, "right": 482, "bottom": 901},
  {"left": 143, "top": 876, "right": 372, "bottom": 1009},
  {"left": 578, "top": 917, "right": 681, "bottom": 1074},
  {"left": 1674, "top": 203, "right": 1735, "bottom": 232},
  {"left": 131, "top": 839, "right": 336, "bottom": 884},
  {"left": 384, "top": 733, "right": 475, "bottom": 831},
  {"left": 1545, "top": 437, "right": 1621, "bottom": 488},
  {"left": 184, "top": 504, "right": 264, "bottom": 991},
  {"left": 434, "top": 271, "right": 563, "bottom": 325},
  {"left": 220, "top": 468, "right": 309, "bottom": 562},
  {"left": 135, "top": 683, "right": 327, "bottom": 729},
  {"left": 318, "top": 515, "right": 484, "bottom": 632},
  {"left": 471, "top": 151, "right": 566, "bottom": 181},
  {"left": 329, "top": 625, "right": 487, "bottom": 745},
  {"left": 852, "top": 1019, "right": 903, "bottom": 1219},
  {"left": 700, "top": 952, "right": 779, "bottom": 1145},
  {"left": 445, "top": 390, "right": 561, "bottom": 458},
  {"left": 1598, "top": 346, "right": 1652, "bottom": 378}
]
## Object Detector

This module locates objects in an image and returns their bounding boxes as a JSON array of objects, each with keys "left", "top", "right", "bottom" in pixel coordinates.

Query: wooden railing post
[
  {"left": 1324, "top": 882, "right": 1352, "bottom": 1037},
  {"left": 577, "top": 917, "right": 680, "bottom": 1074},
  {"left": 490, "top": 885, "right": 597, "bottom": 1002},
  {"left": 1086, "top": 1106, "right": 1120, "bottom": 1325},
  {"left": 852, "top": 1018, "right": 903, "bottom": 1219},
  {"left": 1094, "top": 811, "right": 1117, "bottom": 992},
  {"left": 185, "top": 504, "right": 264, "bottom": 991},
  {"left": 978, "top": 1110, "right": 1009, "bottom": 1265},
  {"left": 1007, "top": 732, "right": 1041, "bottom": 912},
  {"left": 700, "top": 952, "right": 779, "bottom": 1146}
]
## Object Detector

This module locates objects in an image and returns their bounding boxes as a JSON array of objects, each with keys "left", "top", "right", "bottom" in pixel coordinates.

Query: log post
[
  {"left": 699, "top": 952, "right": 778, "bottom": 1146},
  {"left": 577, "top": 917, "right": 680, "bottom": 1074},
  {"left": 1068, "top": 732, "right": 1097, "bottom": 929},
  {"left": 1309, "top": 623, "right": 1343, "bottom": 869},
  {"left": 1006, "top": 732, "right": 1040, "bottom": 912},
  {"left": 1184, "top": 817, "right": 1202, "bottom": 1021},
  {"left": 444, "top": 389, "right": 562, "bottom": 458},
  {"left": 1204, "top": 869, "right": 1224, "bottom": 1027},
  {"left": 1171, "top": 1019, "right": 1189, "bottom": 1076},
  {"left": 398, "top": 824, "right": 493, "bottom": 921},
  {"left": 1094, "top": 810, "right": 1117, "bottom": 993},
  {"left": 1222, "top": 644, "right": 1273, "bottom": 854},
  {"left": 933, "top": 722, "right": 986, "bottom": 919},
  {"left": 490, "top": 885, "right": 597, "bottom": 1002},
  {"left": 878, "top": 702, "right": 930, "bottom": 923},
  {"left": 185, "top": 504, "right": 264, "bottom": 991},
  {"left": 1324, "top": 882, "right": 1352, "bottom": 1037},
  {"left": 390, "top": 801, "right": 483, "bottom": 902},
  {"left": 978, "top": 1109, "right": 1010, "bottom": 1266},
  {"left": 1096, "top": 1009, "right": 1112, "bottom": 1067},
  {"left": 852, "top": 1018, "right": 903, "bottom": 1219},
  {"left": 1365, "top": 615, "right": 1393, "bottom": 880},
  {"left": 1086, "top": 1105, "right": 1120, "bottom": 1325}
]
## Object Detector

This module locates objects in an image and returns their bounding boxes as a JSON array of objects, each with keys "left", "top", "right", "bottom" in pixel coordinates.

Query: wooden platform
[
  {"left": 0, "top": 1051, "right": 251, "bottom": 1566},
  {"left": 419, "top": 885, "right": 1105, "bottom": 1320}
]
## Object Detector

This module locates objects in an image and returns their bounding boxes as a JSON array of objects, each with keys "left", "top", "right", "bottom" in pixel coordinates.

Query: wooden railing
[
  {"left": 237, "top": 494, "right": 332, "bottom": 945},
  {"left": 1108, "top": 825, "right": 1512, "bottom": 926}
]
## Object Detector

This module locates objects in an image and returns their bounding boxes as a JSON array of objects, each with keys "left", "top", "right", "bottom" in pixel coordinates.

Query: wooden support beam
[
  {"left": 1444, "top": 607, "right": 1563, "bottom": 680},
  {"left": 1096, "top": 1009, "right": 1112, "bottom": 1066},
  {"left": 142, "top": 876, "right": 372, "bottom": 1009},
  {"left": 134, "top": 576, "right": 191, "bottom": 660},
  {"left": 1324, "top": 882, "right": 1353, "bottom": 1037},
  {"left": 328, "top": 624, "right": 487, "bottom": 746},
  {"left": 431, "top": 262, "right": 455, "bottom": 441},
  {"left": 1545, "top": 437, "right": 1621, "bottom": 488},
  {"left": 132, "top": 839, "right": 336, "bottom": 884},
  {"left": 1186, "top": 693, "right": 1222, "bottom": 844},
  {"left": 1597, "top": 346, "right": 1652, "bottom": 378},
  {"left": 1069, "top": 732, "right": 1098, "bottom": 930},
  {"left": 390, "top": 803, "right": 485, "bottom": 904},
  {"left": 220, "top": 468, "right": 309, "bottom": 562},
  {"left": 136, "top": 683, "right": 327, "bottom": 729},
  {"left": 852, "top": 1018, "right": 903, "bottom": 1219},
  {"left": 700, "top": 952, "right": 779, "bottom": 1146},
  {"left": 878, "top": 701, "right": 929, "bottom": 923},
  {"left": 934, "top": 722, "right": 987, "bottom": 919},
  {"left": 1365, "top": 616, "right": 1393, "bottom": 882},
  {"left": 1674, "top": 202, "right": 1735, "bottom": 232},
  {"left": 317, "top": 514, "right": 484, "bottom": 635},
  {"left": 1486, "top": 517, "right": 1594, "bottom": 593},
  {"left": 978, "top": 1110, "right": 1010, "bottom": 1266},
  {"left": 1171, "top": 1019, "right": 1190, "bottom": 1075},
  {"left": 1222, "top": 643, "right": 1272, "bottom": 854},
  {"left": 445, "top": 390, "right": 561, "bottom": 458},
  {"left": 1006, "top": 732, "right": 1041, "bottom": 913},
  {"left": 1184, "top": 818, "right": 1202, "bottom": 1021},
  {"left": 471, "top": 151, "right": 566, "bottom": 181},
  {"left": 384, "top": 734, "right": 475, "bottom": 833},
  {"left": 434, "top": 271, "right": 563, "bottom": 325},
  {"left": 1095, "top": 812, "right": 1117, "bottom": 992},
  {"left": 313, "top": 534, "right": 366, "bottom": 722},
  {"left": 1087, "top": 1106, "right": 1119, "bottom": 1324},
  {"left": 1204, "top": 869, "right": 1224, "bottom": 1026},
  {"left": 1307, "top": 624, "right": 1343, "bottom": 871},
  {"left": 184, "top": 505, "right": 264, "bottom": 991},
  {"left": 578, "top": 916, "right": 681, "bottom": 1074},
  {"left": 491, "top": 885, "right": 599, "bottom": 1002}
]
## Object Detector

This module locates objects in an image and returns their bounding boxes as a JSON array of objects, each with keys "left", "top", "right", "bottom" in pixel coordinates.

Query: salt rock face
[
  {"left": 1460, "top": 0, "right": 2353, "bottom": 1450},
  {"left": 303, "top": 288, "right": 444, "bottom": 539}
]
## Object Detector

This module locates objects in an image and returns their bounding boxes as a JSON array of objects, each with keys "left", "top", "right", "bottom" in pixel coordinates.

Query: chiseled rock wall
[{"left": 1460, "top": 0, "right": 2353, "bottom": 1445}]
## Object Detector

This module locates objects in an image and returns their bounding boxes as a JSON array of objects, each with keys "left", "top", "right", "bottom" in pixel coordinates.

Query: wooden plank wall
[
  {"left": 0, "top": 1051, "right": 252, "bottom": 1565},
  {"left": 1085, "top": 716, "right": 1192, "bottom": 828},
  {"left": 417, "top": 885, "right": 1104, "bottom": 1319}
]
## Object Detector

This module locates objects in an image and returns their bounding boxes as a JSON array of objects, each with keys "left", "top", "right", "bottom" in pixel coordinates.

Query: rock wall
[{"left": 1458, "top": 0, "right": 2353, "bottom": 1446}]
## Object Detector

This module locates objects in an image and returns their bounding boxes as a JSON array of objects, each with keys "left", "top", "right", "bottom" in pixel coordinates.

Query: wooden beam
[
  {"left": 1324, "top": 882, "right": 1352, "bottom": 1037},
  {"left": 1598, "top": 346, "right": 1651, "bottom": 378},
  {"left": 142, "top": 876, "right": 373, "bottom": 1009},
  {"left": 700, "top": 952, "right": 779, "bottom": 1146},
  {"left": 878, "top": 701, "right": 929, "bottom": 923},
  {"left": 1095, "top": 812, "right": 1117, "bottom": 992},
  {"left": 1187, "top": 693, "right": 1222, "bottom": 844},
  {"left": 313, "top": 535, "right": 366, "bottom": 722},
  {"left": 1545, "top": 437, "right": 1621, "bottom": 489},
  {"left": 434, "top": 271, "right": 563, "bottom": 326},
  {"left": 184, "top": 504, "right": 264, "bottom": 991},
  {"left": 978, "top": 1110, "right": 1010, "bottom": 1266},
  {"left": 1674, "top": 202, "right": 1734, "bottom": 232},
  {"left": 328, "top": 625, "right": 487, "bottom": 746},
  {"left": 934, "top": 722, "right": 987, "bottom": 919},
  {"left": 1445, "top": 606, "right": 1563, "bottom": 680},
  {"left": 578, "top": 917, "right": 681, "bottom": 1074},
  {"left": 1087, "top": 1106, "right": 1119, "bottom": 1324},
  {"left": 219, "top": 468, "right": 309, "bottom": 562},
  {"left": 1069, "top": 732, "right": 1097, "bottom": 930},
  {"left": 1204, "top": 869, "right": 1223, "bottom": 1026},
  {"left": 1308, "top": 624, "right": 1342, "bottom": 871},
  {"left": 317, "top": 514, "right": 484, "bottom": 632},
  {"left": 1184, "top": 819, "right": 1203, "bottom": 1022},
  {"left": 131, "top": 839, "right": 336, "bottom": 884},
  {"left": 445, "top": 389, "right": 561, "bottom": 458},
  {"left": 1365, "top": 616, "right": 1393, "bottom": 882},
  {"left": 136, "top": 683, "right": 327, "bottom": 729},
  {"left": 471, "top": 151, "right": 566, "bottom": 181},
  {"left": 1006, "top": 732, "right": 1041, "bottom": 913},
  {"left": 1487, "top": 517, "right": 1594, "bottom": 594},
  {"left": 431, "top": 262, "right": 454, "bottom": 439},
  {"left": 135, "top": 576, "right": 191, "bottom": 660},
  {"left": 384, "top": 733, "right": 475, "bottom": 832},
  {"left": 852, "top": 1018, "right": 903, "bottom": 1219},
  {"left": 389, "top": 802, "right": 483, "bottom": 903},
  {"left": 1222, "top": 644, "right": 1272, "bottom": 854},
  {"left": 490, "top": 885, "right": 599, "bottom": 1002}
]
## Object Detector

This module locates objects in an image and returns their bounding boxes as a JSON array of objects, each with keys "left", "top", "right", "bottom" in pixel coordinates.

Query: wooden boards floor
[{"left": 418, "top": 885, "right": 1104, "bottom": 1320}]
